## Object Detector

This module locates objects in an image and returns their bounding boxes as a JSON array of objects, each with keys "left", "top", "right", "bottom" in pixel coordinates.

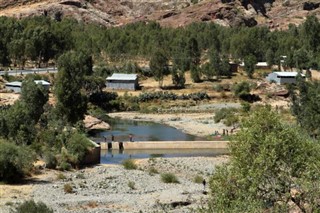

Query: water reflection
[{"left": 101, "top": 148, "right": 229, "bottom": 164}]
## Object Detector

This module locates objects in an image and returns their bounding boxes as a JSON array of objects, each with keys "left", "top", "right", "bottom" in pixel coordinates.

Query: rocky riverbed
[{"left": 1, "top": 156, "right": 228, "bottom": 213}]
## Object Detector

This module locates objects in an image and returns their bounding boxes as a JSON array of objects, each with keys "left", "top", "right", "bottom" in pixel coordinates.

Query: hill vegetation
[{"left": 1, "top": 13, "right": 320, "bottom": 212}]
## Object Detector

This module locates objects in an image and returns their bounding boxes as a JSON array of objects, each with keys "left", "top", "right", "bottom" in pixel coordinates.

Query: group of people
[
  {"left": 103, "top": 134, "right": 134, "bottom": 142},
  {"left": 213, "top": 128, "right": 235, "bottom": 137}
]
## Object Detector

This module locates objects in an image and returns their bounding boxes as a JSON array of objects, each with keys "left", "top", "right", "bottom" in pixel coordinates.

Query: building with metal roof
[
  {"left": 266, "top": 71, "right": 305, "bottom": 84},
  {"left": 106, "top": 73, "right": 139, "bottom": 90},
  {"left": 5, "top": 80, "right": 51, "bottom": 93}
]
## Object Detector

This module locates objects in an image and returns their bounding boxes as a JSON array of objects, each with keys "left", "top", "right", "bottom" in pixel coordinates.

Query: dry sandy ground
[{"left": 1, "top": 156, "right": 229, "bottom": 213}]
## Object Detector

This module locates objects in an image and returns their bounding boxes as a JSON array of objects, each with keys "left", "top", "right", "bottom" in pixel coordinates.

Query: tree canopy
[{"left": 209, "top": 107, "right": 320, "bottom": 212}]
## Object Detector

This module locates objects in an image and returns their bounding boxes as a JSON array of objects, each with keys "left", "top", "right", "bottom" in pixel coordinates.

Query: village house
[
  {"left": 266, "top": 71, "right": 305, "bottom": 84},
  {"left": 5, "top": 80, "right": 51, "bottom": 93},
  {"left": 106, "top": 73, "right": 139, "bottom": 90}
]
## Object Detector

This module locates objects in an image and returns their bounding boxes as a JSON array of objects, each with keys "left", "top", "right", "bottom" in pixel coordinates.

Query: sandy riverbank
[
  {"left": 108, "top": 112, "right": 232, "bottom": 137},
  {"left": 1, "top": 156, "right": 229, "bottom": 213}
]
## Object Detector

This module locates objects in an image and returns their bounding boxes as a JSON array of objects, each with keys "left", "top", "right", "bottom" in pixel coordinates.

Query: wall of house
[
  {"left": 266, "top": 73, "right": 281, "bottom": 84},
  {"left": 6, "top": 85, "right": 21, "bottom": 93},
  {"left": 279, "top": 76, "right": 297, "bottom": 84},
  {"left": 106, "top": 80, "right": 137, "bottom": 90}
]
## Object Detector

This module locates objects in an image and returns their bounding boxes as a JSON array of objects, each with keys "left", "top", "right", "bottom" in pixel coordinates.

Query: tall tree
[
  {"left": 149, "top": 50, "right": 169, "bottom": 88},
  {"left": 244, "top": 54, "right": 257, "bottom": 78},
  {"left": 55, "top": 51, "right": 92, "bottom": 125},
  {"left": 21, "top": 79, "right": 49, "bottom": 123},
  {"left": 291, "top": 80, "right": 320, "bottom": 137},
  {"left": 209, "top": 107, "right": 320, "bottom": 212}
]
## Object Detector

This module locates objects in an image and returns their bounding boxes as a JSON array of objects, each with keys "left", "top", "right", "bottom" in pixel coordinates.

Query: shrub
[
  {"left": 148, "top": 166, "right": 159, "bottom": 175},
  {"left": 64, "top": 183, "right": 73, "bottom": 193},
  {"left": 232, "top": 81, "right": 251, "bottom": 98},
  {"left": 122, "top": 159, "right": 137, "bottom": 170},
  {"left": 66, "top": 132, "right": 94, "bottom": 165},
  {"left": 193, "top": 175, "right": 204, "bottom": 184},
  {"left": 128, "top": 181, "right": 136, "bottom": 190},
  {"left": 161, "top": 173, "right": 179, "bottom": 183},
  {"left": 56, "top": 173, "right": 66, "bottom": 180},
  {"left": 43, "top": 151, "right": 57, "bottom": 169},
  {"left": 13, "top": 200, "right": 53, "bottom": 213},
  {"left": 0, "top": 141, "right": 36, "bottom": 183},
  {"left": 58, "top": 161, "right": 72, "bottom": 171},
  {"left": 213, "top": 84, "right": 223, "bottom": 92},
  {"left": 214, "top": 108, "right": 237, "bottom": 123}
]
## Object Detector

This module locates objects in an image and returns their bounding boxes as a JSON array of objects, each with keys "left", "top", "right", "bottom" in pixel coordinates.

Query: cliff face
[{"left": 0, "top": 0, "right": 319, "bottom": 29}]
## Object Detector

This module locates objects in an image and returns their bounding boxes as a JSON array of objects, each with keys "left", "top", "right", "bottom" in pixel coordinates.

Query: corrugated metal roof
[
  {"left": 34, "top": 80, "right": 50, "bottom": 86},
  {"left": 5, "top": 80, "right": 51, "bottom": 87},
  {"left": 5, "top": 81, "right": 22, "bottom": 87},
  {"left": 274, "top": 72, "right": 305, "bottom": 77},
  {"left": 106, "top": 73, "right": 138, "bottom": 81}
]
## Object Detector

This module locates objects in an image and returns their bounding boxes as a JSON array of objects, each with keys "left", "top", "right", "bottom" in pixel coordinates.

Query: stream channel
[{"left": 90, "top": 118, "right": 228, "bottom": 164}]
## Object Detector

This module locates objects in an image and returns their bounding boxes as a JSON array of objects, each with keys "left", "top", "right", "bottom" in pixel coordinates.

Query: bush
[
  {"left": 128, "top": 181, "right": 136, "bottom": 190},
  {"left": 43, "top": 150, "right": 57, "bottom": 169},
  {"left": 122, "top": 159, "right": 137, "bottom": 170},
  {"left": 64, "top": 183, "right": 73, "bottom": 193},
  {"left": 13, "top": 200, "right": 53, "bottom": 213},
  {"left": 0, "top": 141, "right": 36, "bottom": 183},
  {"left": 213, "top": 84, "right": 223, "bottom": 92},
  {"left": 58, "top": 161, "right": 72, "bottom": 171},
  {"left": 214, "top": 108, "right": 237, "bottom": 123},
  {"left": 148, "top": 166, "right": 159, "bottom": 175},
  {"left": 232, "top": 81, "right": 251, "bottom": 98},
  {"left": 161, "top": 173, "right": 179, "bottom": 183},
  {"left": 66, "top": 132, "right": 94, "bottom": 165},
  {"left": 56, "top": 173, "right": 66, "bottom": 180},
  {"left": 193, "top": 175, "right": 204, "bottom": 184}
]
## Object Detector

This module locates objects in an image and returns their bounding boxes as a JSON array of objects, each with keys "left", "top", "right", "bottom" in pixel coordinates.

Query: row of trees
[
  {"left": 0, "top": 50, "right": 101, "bottom": 182},
  {"left": 1, "top": 15, "right": 320, "bottom": 79}
]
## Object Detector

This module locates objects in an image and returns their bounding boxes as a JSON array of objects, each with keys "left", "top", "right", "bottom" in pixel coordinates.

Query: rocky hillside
[{"left": 0, "top": 0, "right": 319, "bottom": 29}]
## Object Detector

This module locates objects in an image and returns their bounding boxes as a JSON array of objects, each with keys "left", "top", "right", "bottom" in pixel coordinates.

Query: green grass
[
  {"left": 128, "top": 181, "right": 136, "bottom": 190},
  {"left": 161, "top": 173, "right": 179, "bottom": 184},
  {"left": 148, "top": 166, "right": 159, "bottom": 176},
  {"left": 122, "top": 159, "right": 138, "bottom": 170},
  {"left": 193, "top": 175, "right": 204, "bottom": 184}
]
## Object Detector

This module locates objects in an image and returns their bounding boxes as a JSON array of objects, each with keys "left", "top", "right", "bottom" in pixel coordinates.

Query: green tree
[
  {"left": 0, "top": 140, "right": 36, "bottom": 183},
  {"left": 171, "top": 68, "right": 185, "bottom": 88},
  {"left": 291, "top": 80, "right": 320, "bottom": 137},
  {"left": 244, "top": 54, "right": 257, "bottom": 78},
  {"left": 265, "top": 48, "right": 275, "bottom": 67},
  {"left": 233, "top": 81, "right": 251, "bottom": 98},
  {"left": 21, "top": 79, "right": 49, "bottom": 123},
  {"left": 208, "top": 107, "right": 320, "bottom": 212},
  {"left": 187, "top": 37, "right": 201, "bottom": 67},
  {"left": 190, "top": 64, "right": 201, "bottom": 83},
  {"left": 149, "top": 50, "right": 169, "bottom": 87},
  {"left": 301, "top": 15, "right": 320, "bottom": 52},
  {"left": 55, "top": 51, "right": 92, "bottom": 125}
]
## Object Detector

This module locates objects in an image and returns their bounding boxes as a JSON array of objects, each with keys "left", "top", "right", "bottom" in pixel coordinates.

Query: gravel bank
[{"left": 1, "top": 156, "right": 228, "bottom": 213}]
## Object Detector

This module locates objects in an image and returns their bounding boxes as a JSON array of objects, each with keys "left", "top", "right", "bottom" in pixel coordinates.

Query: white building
[
  {"left": 266, "top": 72, "right": 305, "bottom": 84},
  {"left": 5, "top": 80, "right": 51, "bottom": 93}
]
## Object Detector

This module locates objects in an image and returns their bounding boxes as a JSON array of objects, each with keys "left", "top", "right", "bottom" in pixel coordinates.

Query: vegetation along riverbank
[{"left": 1, "top": 8, "right": 320, "bottom": 213}]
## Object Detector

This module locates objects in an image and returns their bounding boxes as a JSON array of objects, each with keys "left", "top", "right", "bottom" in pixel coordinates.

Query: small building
[
  {"left": 266, "top": 71, "right": 305, "bottom": 84},
  {"left": 106, "top": 73, "right": 139, "bottom": 90},
  {"left": 5, "top": 80, "right": 51, "bottom": 93},
  {"left": 229, "top": 62, "right": 238, "bottom": 73}
]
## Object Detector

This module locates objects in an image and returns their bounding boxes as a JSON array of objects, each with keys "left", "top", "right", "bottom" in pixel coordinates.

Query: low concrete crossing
[{"left": 99, "top": 141, "right": 229, "bottom": 150}]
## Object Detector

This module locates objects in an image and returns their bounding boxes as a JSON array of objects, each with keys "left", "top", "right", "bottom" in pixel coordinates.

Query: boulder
[{"left": 84, "top": 115, "right": 110, "bottom": 130}]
